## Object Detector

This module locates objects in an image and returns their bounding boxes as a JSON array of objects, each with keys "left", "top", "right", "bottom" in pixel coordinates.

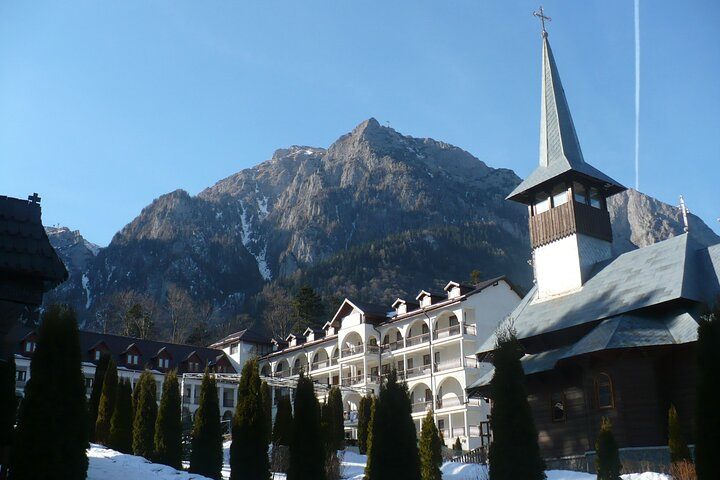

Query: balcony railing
[
  {"left": 311, "top": 359, "right": 332, "bottom": 370},
  {"left": 435, "top": 357, "right": 479, "bottom": 372},
  {"left": 436, "top": 396, "right": 464, "bottom": 409},
  {"left": 405, "top": 365, "right": 432, "bottom": 380},
  {"left": 381, "top": 340, "right": 403, "bottom": 352},
  {"left": 434, "top": 324, "right": 462, "bottom": 340},
  {"left": 366, "top": 344, "right": 380, "bottom": 354},
  {"left": 411, "top": 401, "right": 432, "bottom": 413},
  {"left": 452, "top": 427, "right": 466, "bottom": 437},
  {"left": 291, "top": 366, "right": 307, "bottom": 376},
  {"left": 341, "top": 375, "right": 365, "bottom": 386},
  {"left": 406, "top": 333, "right": 430, "bottom": 347},
  {"left": 341, "top": 345, "right": 364, "bottom": 357}
]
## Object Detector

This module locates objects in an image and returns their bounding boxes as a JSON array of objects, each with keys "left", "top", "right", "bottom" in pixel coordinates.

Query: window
[
  {"left": 94, "top": 350, "right": 102, "bottom": 361},
  {"left": 552, "top": 188, "right": 569, "bottom": 207},
  {"left": 16, "top": 370, "right": 26, "bottom": 382},
  {"left": 422, "top": 324, "right": 429, "bottom": 335},
  {"left": 397, "top": 360, "right": 404, "bottom": 371},
  {"left": 85, "top": 377, "right": 94, "bottom": 389},
  {"left": 573, "top": 182, "right": 587, "bottom": 204},
  {"left": 589, "top": 187, "right": 602, "bottom": 209},
  {"left": 423, "top": 354, "right": 431, "bottom": 367},
  {"left": 188, "top": 361, "right": 200, "bottom": 372},
  {"left": 551, "top": 392, "right": 566, "bottom": 421},
  {"left": 24, "top": 341, "right": 35, "bottom": 353},
  {"left": 127, "top": 354, "right": 139, "bottom": 366},
  {"left": 595, "top": 373, "right": 614, "bottom": 409},
  {"left": 534, "top": 193, "right": 551, "bottom": 214},
  {"left": 230, "top": 343, "right": 239, "bottom": 354},
  {"left": 223, "top": 388, "right": 235, "bottom": 408},
  {"left": 159, "top": 358, "right": 170, "bottom": 369}
]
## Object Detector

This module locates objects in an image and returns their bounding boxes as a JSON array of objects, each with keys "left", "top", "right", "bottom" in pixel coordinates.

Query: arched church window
[{"left": 595, "top": 373, "right": 614, "bottom": 409}]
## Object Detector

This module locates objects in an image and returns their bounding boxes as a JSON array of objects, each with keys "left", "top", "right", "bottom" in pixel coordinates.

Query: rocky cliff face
[{"left": 47, "top": 119, "right": 719, "bottom": 331}]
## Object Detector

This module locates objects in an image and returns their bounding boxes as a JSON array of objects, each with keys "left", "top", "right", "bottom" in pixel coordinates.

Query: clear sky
[{"left": 1, "top": 1, "right": 718, "bottom": 246}]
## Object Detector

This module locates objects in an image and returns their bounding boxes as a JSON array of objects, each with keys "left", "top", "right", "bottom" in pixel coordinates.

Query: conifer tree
[
  {"left": 109, "top": 378, "right": 133, "bottom": 454},
  {"left": 453, "top": 437, "right": 462, "bottom": 453},
  {"left": 326, "top": 387, "right": 345, "bottom": 452},
  {"left": 292, "top": 285, "right": 325, "bottom": 330},
  {"left": 10, "top": 305, "right": 88, "bottom": 480},
  {"left": 155, "top": 370, "right": 182, "bottom": 469},
  {"left": 230, "top": 358, "right": 270, "bottom": 480},
  {"left": 364, "top": 369, "right": 420, "bottom": 480},
  {"left": 272, "top": 394, "right": 293, "bottom": 446},
  {"left": 357, "top": 394, "right": 373, "bottom": 454},
  {"left": 488, "top": 326, "right": 545, "bottom": 480},
  {"left": 0, "top": 357, "right": 17, "bottom": 480},
  {"left": 288, "top": 374, "right": 325, "bottom": 480},
  {"left": 595, "top": 417, "right": 621, "bottom": 480},
  {"left": 419, "top": 410, "right": 442, "bottom": 480},
  {"left": 95, "top": 358, "right": 118, "bottom": 445},
  {"left": 189, "top": 369, "right": 223, "bottom": 480},
  {"left": 696, "top": 307, "right": 720, "bottom": 480},
  {"left": 363, "top": 393, "right": 377, "bottom": 480},
  {"left": 668, "top": 403, "right": 691, "bottom": 464},
  {"left": 132, "top": 370, "right": 158, "bottom": 460},
  {"left": 88, "top": 352, "right": 110, "bottom": 442},
  {"left": 260, "top": 380, "right": 272, "bottom": 444}
]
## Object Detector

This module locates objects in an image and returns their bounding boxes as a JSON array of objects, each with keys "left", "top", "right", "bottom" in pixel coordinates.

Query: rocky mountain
[{"left": 47, "top": 119, "right": 719, "bottom": 334}]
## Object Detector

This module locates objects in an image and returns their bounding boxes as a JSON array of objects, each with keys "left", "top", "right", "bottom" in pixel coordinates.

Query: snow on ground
[
  {"left": 88, "top": 443, "right": 670, "bottom": 480},
  {"left": 88, "top": 444, "right": 212, "bottom": 480}
]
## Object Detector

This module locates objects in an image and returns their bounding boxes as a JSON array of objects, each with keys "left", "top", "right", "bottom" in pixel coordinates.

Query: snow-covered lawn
[{"left": 86, "top": 443, "right": 671, "bottom": 480}]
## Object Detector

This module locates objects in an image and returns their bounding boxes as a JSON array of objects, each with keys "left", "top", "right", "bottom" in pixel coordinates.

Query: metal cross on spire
[{"left": 533, "top": 6, "right": 551, "bottom": 36}]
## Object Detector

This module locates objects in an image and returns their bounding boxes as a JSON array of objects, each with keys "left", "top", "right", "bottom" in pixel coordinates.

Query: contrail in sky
[{"left": 634, "top": 0, "right": 640, "bottom": 191}]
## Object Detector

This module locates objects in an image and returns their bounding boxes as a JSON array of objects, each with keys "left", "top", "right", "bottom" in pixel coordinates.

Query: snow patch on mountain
[{"left": 82, "top": 273, "right": 92, "bottom": 309}]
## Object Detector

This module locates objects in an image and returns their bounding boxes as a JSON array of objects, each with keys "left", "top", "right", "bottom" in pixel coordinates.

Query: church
[{"left": 468, "top": 26, "right": 720, "bottom": 470}]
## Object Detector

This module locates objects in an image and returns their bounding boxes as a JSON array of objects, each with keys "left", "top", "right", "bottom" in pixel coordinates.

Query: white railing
[
  {"left": 405, "top": 365, "right": 432, "bottom": 379},
  {"left": 311, "top": 359, "right": 331, "bottom": 370},
  {"left": 341, "top": 375, "right": 365, "bottom": 386},
  {"left": 411, "top": 401, "right": 432, "bottom": 413},
  {"left": 406, "top": 333, "right": 430, "bottom": 347},
  {"left": 434, "top": 324, "right": 462, "bottom": 340},
  {"left": 381, "top": 340, "right": 403, "bottom": 352},
  {"left": 436, "top": 396, "right": 464, "bottom": 409},
  {"left": 341, "top": 345, "right": 364, "bottom": 357}
]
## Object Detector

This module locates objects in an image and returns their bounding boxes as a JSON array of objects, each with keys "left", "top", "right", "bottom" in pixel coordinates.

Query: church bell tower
[{"left": 507, "top": 22, "right": 626, "bottom": 299}]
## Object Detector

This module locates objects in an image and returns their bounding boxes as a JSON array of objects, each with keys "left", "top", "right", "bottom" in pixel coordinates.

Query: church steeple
[{"left": 508, "top": 22, "right": 627, "bottom": 299}]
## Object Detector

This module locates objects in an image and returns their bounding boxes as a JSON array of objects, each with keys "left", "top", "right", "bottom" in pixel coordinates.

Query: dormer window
[
  {"left": 159, "top": 358, "right": 170, "bottom": 369},
  {"left": 127, "top": 354, "right": 139, "bottom": 366},
  {"left": 94, "top": 350, "right": 102, "bottom": 361},
  {"left": 24, "top": 341, "right": 36, "bottom": 353},
  {"left": 230, "top": 343, "right": 239, "bottom": 354}
]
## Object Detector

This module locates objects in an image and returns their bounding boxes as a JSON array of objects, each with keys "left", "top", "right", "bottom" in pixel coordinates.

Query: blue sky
[{"left": 1, "top": 1, "right": 718, "bottom": 246}]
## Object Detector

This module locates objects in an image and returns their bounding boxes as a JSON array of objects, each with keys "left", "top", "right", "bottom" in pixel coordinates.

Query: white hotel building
[{"left": 243, "top": 277, "right": 521, "bottom": 451}]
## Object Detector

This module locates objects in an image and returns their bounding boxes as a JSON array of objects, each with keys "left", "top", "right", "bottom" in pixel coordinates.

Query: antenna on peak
[{"left": 533, "top": 6, "right": 551, "bottom": 36}]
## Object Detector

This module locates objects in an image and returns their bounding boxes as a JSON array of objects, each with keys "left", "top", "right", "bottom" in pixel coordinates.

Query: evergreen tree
[
  {"left": 109, "top": 378, "right": 134, "bottom": 454},
  {"left": 88, "top": 352, "right": 111, "bottom": 442},
  {"left": 324, "top": 387, "right": 345, "bottom": 452},
  {"left": 230, "top": 359, "right": 270, "bottom": 480},
  {"left": 488, "top": 326, "right": 545, "bottom": 480},
  {"left": 363, "top": 393, "right": 377, "bottom": 480},
  {"left": 272, "top": 394, "right": 293, "bottom": 446},
  {"left": 364, "top": 369, "right": 420, "bottom": 480},
  {"left": 155, "top": 370, "right": 182, "bottom": 469},
  {"left": 0, "top": 357, "right": 17, "bottom": 480},
  {"left": 189, "top": 369, "right": 223, "bottom": 480},
  {"left": 419, "top": 410, "right": 442, "bottom": 480},
  {"left": 292, "top": 285, "right": 325, "bottom": 330},
  {"left": 95, "top": 358, "right": 118, "bottom": 445},
  {"left": 10, "top": 305, "right": 88, "bottom": 480},
  {"left": 260, "top": 380, "right": 272, "bottom": 445},
  {"left": 696, "top": 306, "right": 720, "bottom": 480},
  {"left": 288, "top": 374, "right": 326, "bottom": 480},
  {"left": 132, "top": 370, "right": 158, "bottom": 460},
  {"left": 453, "top": 437, "right": 462, "bottom": 453},
  {"left": 668, "top": 404, "right": 691, "bottom": 464},
  {"left": 357, "top": 394, "right": 373, "bottom": 454},
  {"left": 595, "top": 417, "right": 621, "bottom": 480}
]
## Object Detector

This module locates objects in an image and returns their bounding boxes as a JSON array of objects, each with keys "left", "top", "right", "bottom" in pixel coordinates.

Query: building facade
[{"left": 248, "top": 277, "right": 521, "bottom": 451}]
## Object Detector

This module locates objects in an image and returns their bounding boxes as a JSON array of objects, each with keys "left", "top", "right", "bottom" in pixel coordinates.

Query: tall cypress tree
[
  {"left": 109, "top": 378, "right": 133, "bottom": 454},
  {"left": 132, "top": 370, "right": 158, "bottom": 460},
  {"left": 365, "top": 369, "right": 420, "bottom": 480},
  {"left": 326, "top": 387, "right": 345, "bottom": 452},
  {"left": 272, "top": 394, "right": 293, "bottom": 446},
  {"left": 364, "top": 393, "right": 377, "bottom": 480},
  {"left": 488, "top": 327, "right": 545, "bottom": 480},
  {"left": 88, "top": 352, "right": 111, "bottom": 442},
  {"left": 95, "top": 358, "right": 118, "bottom": 445},
  {"left": 0, "top": 357, "right": 17, "bottom": 480},
  {"left": 595, "top": 417, "right": 621, "bottom": 480},
  {"left": 260, "top": 380, "right": 272, "bottom": 445},
  {"left": 695, "top": 307, "right": 720, "bottom": 480},
  {"left": 230, "top": 358, "right": 270, "bottom": 480},
  {"left": 155, "top": 370, "right": 182, "bottom": 469},
  {"left": 288, "top": 374, "right": 326, "bottom": 480},
  {"left": 419, "top": 410, "right": 442, "bottom": 480},
  {"left": 10, "top": 305, "right": 88, "bottom": 480},
  {"left": 357, "top": 394, "right": 373, "bottom": 454},
  {"left": 189, "top": 369, "right": 223, "bottom": 480},
  {"left": 668, "top": 403, "right": 691, "bottom": 464}
]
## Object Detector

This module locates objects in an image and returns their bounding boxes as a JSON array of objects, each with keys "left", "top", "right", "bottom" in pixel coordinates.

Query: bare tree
[
  {"left": 165, "top": 284, "right": 195, "bottom": 344},
  {"left": 260, "top": 284, "right": 297, "bottom": 339}
]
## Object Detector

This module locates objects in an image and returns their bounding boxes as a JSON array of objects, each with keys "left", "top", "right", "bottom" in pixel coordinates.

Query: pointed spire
[{"left": 507, "top": 31, "right": 625, "bottom": 203}]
